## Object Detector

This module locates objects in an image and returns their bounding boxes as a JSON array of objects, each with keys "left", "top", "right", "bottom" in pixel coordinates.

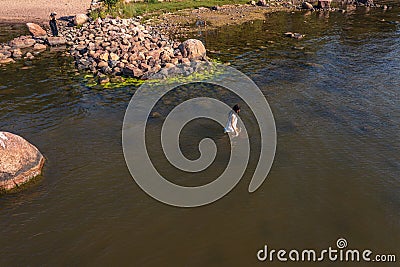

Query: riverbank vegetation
[{"left": 90, "top": 0, "right": 249, "bottom": 19}]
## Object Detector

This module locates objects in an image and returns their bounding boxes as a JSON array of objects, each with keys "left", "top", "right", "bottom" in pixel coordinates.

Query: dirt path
[{"left": 0, "top": 0, "right": 92, "bottom": 23}]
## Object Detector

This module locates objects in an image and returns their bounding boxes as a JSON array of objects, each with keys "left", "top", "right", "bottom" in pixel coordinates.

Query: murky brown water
[{"left": 0, "top": 5, "right": 399, "bottom": 266}]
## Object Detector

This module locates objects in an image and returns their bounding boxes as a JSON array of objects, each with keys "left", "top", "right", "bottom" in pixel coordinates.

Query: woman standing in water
[{"left": 224, "top": 104, "right": 241, "bottom": 137}]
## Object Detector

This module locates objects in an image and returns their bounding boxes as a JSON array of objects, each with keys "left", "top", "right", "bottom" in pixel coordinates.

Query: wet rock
[
  {"left": 123, "top": 65, "right": 143, "bottom": 78},
  {"left": 293, "top": 33, "right": 304, "bottom": 39},
  {"left": 284, "top": 32, "right": 304, "bottom": 39},
  {"left": 12, "top": 49, "right": 22, "bottom": 58},
  {"left": 74, "top": 14, "right": 89, "bottom": 26},
  {"left": 178, "top": 39, "right": 206, "bottom": 60},
  {"left": 257, "top": 0, "right": 267, "bottom": 6},
  {"left": 99, "top": 52, "right": 109, "bottom": 61},
  {"left": 0, "top": 132, "right": 45, "bottom": 191},
  {"left": 302, "top": 2, "right": 314, "bottom": 10},
  {"left": 109, "top": 52, "right": 120, "bottom": 61},
  {"left": 98, "top": 61, "right": 108, "bottom": 68},
  {"left": 0, "top": 58, "right": 15, "bottom": 64},
  {"left": 47, "top": 36, "right": 67, "bottom": 46},
  {"left": 180, "top": 58, "right": 191, "bottom": 65},
  {"left": 33, "top": 43, "right": 47, "bottom": 50},
  {"left": 25, "top": 52, "right": 34, "bottom": 60},
  {"left": 26, "top": 23, "right": 47, "bottom": 38},
  {"left": 0, "top": 50, "right": 11, "bottom": 59},
  {"left": 10, "top": 37, "right": 35, "bottom": 48},
  {"left": 356, "top": 0, "right": 374, "bottom": 6},
  {"left": 98, "top": 75, "right": 110, "bottom": 84},
  {"left": 317, "top": 0, "right": 331, "bottom": 9}
]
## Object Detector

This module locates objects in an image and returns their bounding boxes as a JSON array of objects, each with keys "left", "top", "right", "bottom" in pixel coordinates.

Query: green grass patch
[{"left": 90, "top": 0, "right": 250, "bottom": 19}]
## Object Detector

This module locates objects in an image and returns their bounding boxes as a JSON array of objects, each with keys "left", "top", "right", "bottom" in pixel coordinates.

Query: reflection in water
[{"left": 0, "top": 6, "right": 399, "bottom": 266}]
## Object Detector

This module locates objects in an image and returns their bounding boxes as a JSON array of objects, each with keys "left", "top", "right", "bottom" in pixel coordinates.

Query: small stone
[
  {"left": 98, "top": 75, "right": 110, "bottom": 84},
  {"left": 164, "top": 63, "right": 175, "bottom": 68},
  {"left": 257, "top": 0, "right": 267, "bottom": 6},
  {"left": 99, "top": 52, "right": 109, "bottom": 61},
  {"left": 98, "top": 61, "right": 108, "bottom": 68},
  {"left": 317, "top": 0, "right": 331, "bottom": 9},
  {"left": 25, "top": 52, "right": 34, "bottom": 59},
  {"left": 109, "top": 52, "right": 120, "bottom": 61},
  {"left": 181, "top": 58, "right": 191, "bottom": 65},
  {"left": 0, "top": 58, "right": 15, "bottom": 64},
  {"left": 302, "top": 2, "right": 314, "bottom": 10},
  {"left": 12, "top": 49, "right": 22, "bottom": 58},
  {"left": 284, "top": 32, "right": 294, "bottom": 38},
  {"left": 47, "top": 36, "right": 66, "bottom": 46},
  {"left": 33, "top": 43, "right": 47, "bottom": 50},
  {"left": 123, "top": 65, "right": 143, "bottom": 78}
]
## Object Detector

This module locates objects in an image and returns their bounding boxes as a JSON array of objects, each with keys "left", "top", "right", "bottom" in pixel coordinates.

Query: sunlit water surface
[{"left": 0, "top": 6, "right": 399, "bottom": 266}]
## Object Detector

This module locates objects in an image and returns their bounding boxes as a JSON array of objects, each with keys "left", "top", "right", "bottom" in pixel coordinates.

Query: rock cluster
[
  {"left": 0, "top": 32, "right": 47, "bottom": 65},
  {"left": 0, "top": 17, "right": 208, "bottom": 81},
  {"left": 61, "top": 17, "right": 207, "bottom": 80}
]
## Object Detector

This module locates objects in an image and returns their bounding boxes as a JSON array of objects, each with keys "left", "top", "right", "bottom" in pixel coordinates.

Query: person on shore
[
  {"left": 49, "top": 12, "right": 58, "bottom": 37},
  {"left": 224, "top": 104, "right": 241, "bottom": 137}
]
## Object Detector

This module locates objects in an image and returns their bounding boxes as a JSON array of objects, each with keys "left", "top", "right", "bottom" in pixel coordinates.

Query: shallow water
[{"left": 1, "top": 6, "right": 399, "bottom": 266}]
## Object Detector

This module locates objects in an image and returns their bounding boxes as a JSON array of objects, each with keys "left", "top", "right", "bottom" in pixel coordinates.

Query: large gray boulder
[
  {"left": 178, "top": 39, "right": 206, "bottom": 60},
  {"left": 0, "top": 132, "right": 44, "bottom": 191}
]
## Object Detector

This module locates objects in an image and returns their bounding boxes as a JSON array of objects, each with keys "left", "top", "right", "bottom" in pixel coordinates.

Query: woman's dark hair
[{"left": 232, "top": 104, "right": 240, "bottom": 113}]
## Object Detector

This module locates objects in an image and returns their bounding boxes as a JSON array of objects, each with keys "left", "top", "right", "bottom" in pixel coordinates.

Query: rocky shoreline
[
  {"left": 0, "top": 15, "right": 209, "bottom": 83},
  {"left": 0, "top": 1, "right": 391, "bottom": 83}
]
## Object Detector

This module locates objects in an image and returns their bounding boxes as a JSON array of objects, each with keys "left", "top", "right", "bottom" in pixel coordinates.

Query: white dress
[{"left": 224, "top": 111, "right": 238, "bottom": 136}]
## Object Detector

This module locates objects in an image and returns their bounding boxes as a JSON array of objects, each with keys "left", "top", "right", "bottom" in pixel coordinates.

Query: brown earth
[
  {"left": 0, "top": 0, "right": 92, "bottom": 23},
  {"left": 146, "top": 4, "right": 296, "bottom": 36}
]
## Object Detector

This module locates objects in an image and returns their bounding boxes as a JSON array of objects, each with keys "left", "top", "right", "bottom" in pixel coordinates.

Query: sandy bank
[{"left": 0, "top": 0, "right": 91, "bottom": 23}]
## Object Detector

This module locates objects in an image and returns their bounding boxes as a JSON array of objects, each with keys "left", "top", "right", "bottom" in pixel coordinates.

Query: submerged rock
[
  {"left": 0, "top": 58, "right": 15, "bottom": 64},
  {"left": 317, "top": 0, "right": 331, "bottom": 9},
  {"left": 257, "top": 0, "right": 267, "bottom": 6},
  {"left": 284, "top": 32, "right": 304, "bottom": 39},
  {"left": 47, "top": 36, "right": 67, "bottom": 46},
  {"left": 302, "top": 2, "right": 314, "bottom": 10},
  {"left": 10, "top": 36, "right": 36, "bottom": 49},
  {"left": 33, "top": 43, "right": 47, "bottom": 50},
  {"left": 0, "top": 132, "right": 45, "bottom": 191}
]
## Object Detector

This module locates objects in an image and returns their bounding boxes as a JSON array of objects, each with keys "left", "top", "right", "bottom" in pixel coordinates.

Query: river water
[{"left": 0, "top": 6, "right": 399, "bottom": 266}]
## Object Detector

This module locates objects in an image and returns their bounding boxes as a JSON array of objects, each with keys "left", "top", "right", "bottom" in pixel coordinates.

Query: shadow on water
[{"left": 0, "top": 6, "right": 399, "bottom": 266}]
